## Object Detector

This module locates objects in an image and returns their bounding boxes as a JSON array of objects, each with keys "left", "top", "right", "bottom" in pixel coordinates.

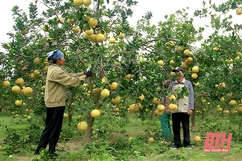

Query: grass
[
  {"left": 0, "top": 112, "right": 242, "bottom": 161},
  {"left": 0, "top": 115, "right": 28, "bottom": 141}
]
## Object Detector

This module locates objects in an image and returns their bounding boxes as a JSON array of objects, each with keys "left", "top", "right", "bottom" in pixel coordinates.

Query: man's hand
[{"left": 188, "top": 109, "right": 193, "bottom": 115}]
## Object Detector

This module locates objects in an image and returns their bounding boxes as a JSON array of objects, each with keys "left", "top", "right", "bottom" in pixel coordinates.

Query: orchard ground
[
  {"left": 1, "top": 1, "right": 242, "bottom": 160},
  {"left": 0, "top": 111, "right": 242, "bottom": 161}
]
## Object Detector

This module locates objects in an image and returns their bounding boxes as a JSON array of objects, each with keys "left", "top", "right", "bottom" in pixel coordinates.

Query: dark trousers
[
  {"left": 172, "top": 112, "right": 190, "bottom": 147},
  {"left": 34, "top": 106, "right": 65, "bottom": 155}
]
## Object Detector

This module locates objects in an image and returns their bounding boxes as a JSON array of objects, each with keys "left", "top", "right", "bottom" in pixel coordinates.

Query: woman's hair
[{"left": 48, "top": 57, "right": 57, "bottom": 64}]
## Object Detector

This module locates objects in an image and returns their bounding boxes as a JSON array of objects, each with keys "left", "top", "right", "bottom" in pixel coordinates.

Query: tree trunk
[
  {"left": 68, "top": 114, "right": 73, "bottom": 123},
  {"left": 82, "top": 91, "right": 102, "bottom": 142},
  {"left": 83, "top": 113, "right": 94, "bottom": 142}
]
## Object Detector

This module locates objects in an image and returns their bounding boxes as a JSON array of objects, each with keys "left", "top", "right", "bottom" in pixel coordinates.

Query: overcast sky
[{"left": 0, "top": 0, "right": 236, "bottom": 52}]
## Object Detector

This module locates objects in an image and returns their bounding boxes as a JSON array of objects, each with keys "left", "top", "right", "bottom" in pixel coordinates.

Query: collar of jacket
[
  {"left": 51, "top": 64, "right": 59, "bottom": 67},
  {"left": 175, "top": 78, "right": 185, "bottom": 84}
]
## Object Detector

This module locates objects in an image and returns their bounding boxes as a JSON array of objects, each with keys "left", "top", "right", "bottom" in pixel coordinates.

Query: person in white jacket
[{"left": 169, "top": 67, "right": 194, "bottom": 150}]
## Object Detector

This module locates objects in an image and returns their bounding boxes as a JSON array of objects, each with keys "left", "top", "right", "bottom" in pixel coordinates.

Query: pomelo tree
[{"left": 1, "top": 0, "right": 242, "bottom": 152}]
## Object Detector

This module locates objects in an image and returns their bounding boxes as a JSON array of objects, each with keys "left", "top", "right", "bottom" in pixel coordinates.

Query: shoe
[
  {"left": 170, "top": 145, "right": 178, "bottom": 149},
  {"left": 185, "top": 145, "right": 192, "bottom": 149}
]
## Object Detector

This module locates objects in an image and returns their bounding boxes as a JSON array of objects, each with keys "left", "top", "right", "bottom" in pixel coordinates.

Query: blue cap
[{"left": 47, "top": 50, "right": 64, "bottom": 61}]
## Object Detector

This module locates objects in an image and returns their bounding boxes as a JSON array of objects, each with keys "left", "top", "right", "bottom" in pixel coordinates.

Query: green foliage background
[{"left": 0, "top": 0, "right": 242, "bottom": 160}]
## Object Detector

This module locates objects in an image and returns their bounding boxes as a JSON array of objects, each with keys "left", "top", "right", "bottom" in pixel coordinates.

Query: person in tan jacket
[{"left": 34, "top": 50, "right": 92, "bottom": 157}]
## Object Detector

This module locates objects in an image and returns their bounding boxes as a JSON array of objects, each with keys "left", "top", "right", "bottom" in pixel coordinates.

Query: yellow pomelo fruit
[
  {"left": 41, "top": 24, "right": 50, "bottom": 32},
  {"left": 158, "top": 60, "right": 164, "bottom": 66},
  {"left": 77, "top": 121, "right": 88, "bottom": 130},
  {"left": 119, "top": 32, "right": 125, "bottom": 39},
  {"left": 148, "top": 137, "right": 155, "bottom": 142},
  {"left": 152, "top": 97, "right": 160, "bottom": 104},
  {"left": 15, "top": 78, "right": 24, "bottom": 86},
  {"left": 109, "top": 82, "right": 118, "bottom": 90},
  {"left": 168, "top": 103, "right": 177, "bottom": 111},
  {"left": 74, "top": 0, "right": 83, "bottom": 6},
  {"left": 89, "top": 34, "right": 97, "bottom": 42},
  {"left": 23, "top": 87, "right": 33, "bottom": 96},
  {"left": 168, "top": 95, "right": 176, "bottom": 101},
  {"left": 114, "top": 108, "right": 119, "bottom": 112},
  {"left": 170, "top": 72, "right": 175, "bottom": 76},
  {"left": 237, "top": 106, "right": 242, "bottom": 113},
  {"left": 125, "top": 74, "right": 131, "bottom": 80},
  {"left": 154, "top": 109, "right": 163, "bottom": 116},
  {"left": 220, "top": 97, "right": 225, "bottom": 102},
  {"left": 72, "top": 26, "right": 80, "bottom": 33},
  {"left": 186, "top": 57, "right": 193, "bottom": 63},
  {"left": 101, "top": 77, "right": 109, "bottom": 84},
  {"left": 85, "top": 15, "right": 91, "bottom": 21},
  {"left": 90, "top": 109, "right": 100, "bottom": 118},
  {"left": 88, "top": 18, "right": 98, "bottom": 27},
  {"left": 22, "top": 28, "right": 29, "bottom": 34},
  {"left": 2, "top": 80, "right": 10, "bottom": 87},
  {"left": 223, "top": 110, "right": 230, "bottom": 114},
  {"left": 220, "top": 82, "right": 226, "bottom": 88},
  {"left": 139, "top": 94, "right": 145, "bottom": 101},
  {"left": 67, "top": 18, "right": 75, "bottom": 24},
  {"left": 177, "top": 46, "right": 184, "bottom": 52},
  {"left": 15, "top": 100, "right": 23, "bottom": 106},
  {"left": 12, "top": 85, "right": 21, "bottom": 93},
  {"left": 101, "top": 89, "right": 110, "bottom": 97},
  {"left": 85, "top": 29, "right": 94, "bottom": 35},
  {"left": 77, "top": 115, "right": 82, "bottom": 119},
  {"left": 109, "top": 37, "right": 116, "bottom": 44},
  {"left": 83, "top": 0, "right": 92, "bottom": 6},
  {"left": 34, "top": 57, "right": 41, "bottom": 65},
  {"left": 63, "top": 113, "right": 68, "bottom": 118},
  {"left": 167, "top": 41, "right": 175, "bottom": 48},
  {"left": 26, "top": 116, "right": 31, "bottom": 120},
  {"left": 236, "top": 8, "right": 242, "bottom": 15},
  {"left": 191, "top": 73, "right": 198, "bottom": 79},
  {"left": 96, "top": 33, "right": 105, "bottom": 42},
  {"left": 58, "top": 17, "right": 64, "bottom": 23},
  {"left": 114, "top": 61, "right": 120, "bottom": 66},
  {"left": 194, "top": 136, "right": 201, "bottom": 142},
  {"left": 157, "top": 104, "right": 165, "bottom": 111},
  {"left": 229, "top": 100, "right": 236, "bottom": 106},
  {"left": 170, "top": 60, "right": 176, "bottom": 66},
  {"left": 192, "top": 66, "right": 199, "bottom": 73},
  {"left": 213, "top": 47, "right": 219, "bottom": 51},
  {"left": 128, "top": 104, "right": 139, "bottom": 113},
  {"left": 218, "top": 108, "right": 223, "bottom": 112},
  {"left": 111, "top": 96, "right": 121, "bottom": 104},
  {"left": 92, "top": 88, "right": 101, "bottom": 95},
  {"left": 128, "top": 137, "right": 133, "bottom": 142},
  {"left": 183, "top": 49, "right": 191, "bottom": 56}
]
